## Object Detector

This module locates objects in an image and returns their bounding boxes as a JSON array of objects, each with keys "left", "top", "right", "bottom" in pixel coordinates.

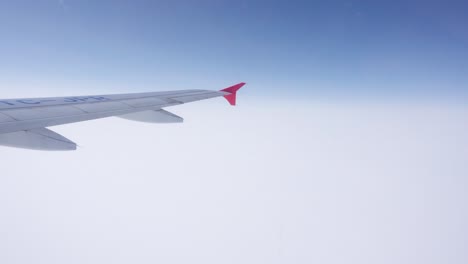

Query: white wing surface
[{"left": 0, "top": 83, "right": 245, "bottom": 150}]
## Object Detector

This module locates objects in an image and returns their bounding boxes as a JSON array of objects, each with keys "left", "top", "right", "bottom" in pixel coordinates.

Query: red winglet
[{"left": 220, "top": 82, "right": 246, "bottom": 106}]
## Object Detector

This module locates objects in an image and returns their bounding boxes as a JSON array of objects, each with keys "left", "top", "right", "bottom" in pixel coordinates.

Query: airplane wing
[{"left": 0, "top": 82, "right": 245, "bottom": 151}]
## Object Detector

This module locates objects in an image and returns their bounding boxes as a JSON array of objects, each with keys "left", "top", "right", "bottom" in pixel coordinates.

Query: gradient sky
[
  {"left": 0, "top": 0, "right": 467, "bottom": 98},
  {"left": 1, "top": 2, "right": 468, "bottom": 263}
]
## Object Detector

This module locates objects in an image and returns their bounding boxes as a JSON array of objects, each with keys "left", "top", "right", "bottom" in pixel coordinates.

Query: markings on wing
[
  {"left": 0, "top": 90, "right": 214, "bottom": 110},
  {"left": 0, "top": 90, "right": 225, "bottom": 134},
  {"left": 0, "top": 96, "right": 110, "bottom": 108}
]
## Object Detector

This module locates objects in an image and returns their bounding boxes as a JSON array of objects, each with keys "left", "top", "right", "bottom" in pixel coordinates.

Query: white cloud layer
[{"left": 0, "top": 98, "right": 467, "bottom": 264}]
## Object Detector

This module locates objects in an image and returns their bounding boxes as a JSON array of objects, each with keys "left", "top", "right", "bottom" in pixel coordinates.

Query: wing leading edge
[{"left": 0, "top": 82, "right": 246, "bottom": 151}]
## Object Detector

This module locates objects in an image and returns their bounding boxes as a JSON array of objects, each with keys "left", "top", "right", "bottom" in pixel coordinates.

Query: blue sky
[{"left": 0, "top": 0, "right": 467, "bottom": 98}]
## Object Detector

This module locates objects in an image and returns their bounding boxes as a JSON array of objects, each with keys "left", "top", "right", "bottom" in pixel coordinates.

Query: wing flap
[
  {"left": 2, "top": 106, "right": 84, "bottom": 121},
  {"left": 123, "top": 97, "right": 169, "bottom": 108},
  {"left": 0, "top": 128, "right": 77, "bottom": 151},
  {"left": 73, "top": 101, "right": 132, "bottom": 113},
  {"left": 0, "top": 113, "right": 15, "bottom": 122}
]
